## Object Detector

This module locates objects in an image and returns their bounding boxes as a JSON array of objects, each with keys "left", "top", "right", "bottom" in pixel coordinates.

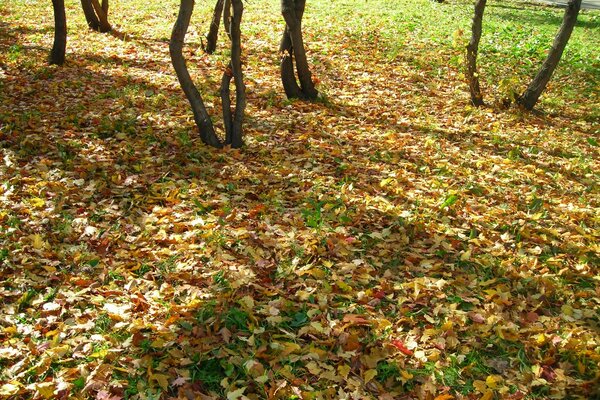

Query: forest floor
[{"left": 0, "top": 0, "right": 598, "bottom": 399}]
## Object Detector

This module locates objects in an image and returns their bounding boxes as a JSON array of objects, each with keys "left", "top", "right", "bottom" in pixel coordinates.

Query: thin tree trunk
[
  {"left": 50, "top": 0, "right": 67, "bottom": 65},
  {"left": 80, "top": 0, "right": 100, "bottom": 30},
  {"left": 205, "top": 0, "right": 224, "bottom": 54},
  {"left": 280, "top": 0, "right": 318, "bottom": 100},
  {"left": 101, "top": 0, "right": 109, "bottom": 14},
  {"left": 170, "top": 0, "right": 222, "bottom": 148},
  {"left": 466, "top": 0, "right": 486, "bottom": 106},
  {"left": 90, "top": 0, "right": 111, "bottom": 32},
  {"left": 220, "top": 0, "right": 245, "bottom": 148},
  {"left": 229, "top": 0, "right": 245, "bottom": 148},
  {"left": 221, "top": 67, "right": 234, "bottom": 144},
  {"left": 223, "top": 0, "right": 231, "bottom": 39},
  {"left": 517, "top": 0, "right": 581, "bottom": 110}
]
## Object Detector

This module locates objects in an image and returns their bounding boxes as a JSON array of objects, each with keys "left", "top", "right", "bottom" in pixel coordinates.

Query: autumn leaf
[{"left": 391, "top": 339, "right": 414, "bottom": 356}]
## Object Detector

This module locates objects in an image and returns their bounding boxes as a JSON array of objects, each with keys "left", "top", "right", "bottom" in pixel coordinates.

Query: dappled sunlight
[{"left": 0, "top": 0, "right": 598, "bottom": 399}]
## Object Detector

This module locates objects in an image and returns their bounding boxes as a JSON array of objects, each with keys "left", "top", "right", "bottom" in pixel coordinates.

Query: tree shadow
[{"left": 489, "top": 2, "right": 600, "bottom": 29}]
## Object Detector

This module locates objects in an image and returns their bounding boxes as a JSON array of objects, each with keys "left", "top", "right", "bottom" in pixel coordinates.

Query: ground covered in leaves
[{"left": 0, "top": 0, "right": 599, "bottom": 399}]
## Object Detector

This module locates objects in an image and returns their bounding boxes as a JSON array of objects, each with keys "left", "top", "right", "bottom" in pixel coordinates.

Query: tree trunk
[
  {"left": 90, "top": 0, "right": 112, "bottom": 32},
  {"left": 220, "top": 0, "right": 245, "bottom": 148},
  {"left": 50, "top": 0, "right": 67, "bottom": 65},
  {"left": 170, "top": 0, "right": 222, "bottom": 148},
  {"left": 230, "top": 0, "right": 245, "bottom": 148},
  {"left": 223, "top": 0, "right": 231, "bottom": 39},
  {"left": 280, "top": 26, "right": 303, "bottom": 98},
  {"left": 517, "top": 0, "right": 581, "bottom": 110},
  {"left": 466, "top": 0, "right": 486, "bottom": 106},
  {"left": 205, "top": 0, "right": 224, "bottom": 54},
  {"left": 80, "top": 0, "right": 100, "bottom": 30},
  {"left": 280, "top": 0, "right": 318, "bottom": 100},
  {"left": 101, "top": 0, "right": 109, "bottom": 14}
]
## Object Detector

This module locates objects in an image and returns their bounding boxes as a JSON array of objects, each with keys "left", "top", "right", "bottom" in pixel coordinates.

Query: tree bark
[
  {"left": 170, "top": 0, "right": 222, "bottom": 148},
  {"left": 230, "top": 0, "right": 245, "bottom": 148},
  {"left": 80, "top": 0, "right": 100, "bottom": 30},
  {"left": 223, "top": 0, "right": 231, "bottom": 39},
  {"left": 220, "top": 0, "right": 245, "bottom": 148},
  {"left": 101, "top": 0, "right": 109, "bottom": 14},
  {"left": 90, "top": 0, "right": 112, "bottom": 32},
  {"left": 517, "top": 0, "right": 581, "bottom": 110},
  {"left": 466, "top": 0, "right": 486, "bottom": 106},
  {"left": 280, "top": 0, "right": 318, "bottom": 100},
  {"left": 280, "top": 26, "right": 303, "bottom": 98},
  {"left": 205, "top": 0, "right": 224, "bottom": 54},
  {"left": 50, "top": 0, "right": 67, "bottom": 65}
]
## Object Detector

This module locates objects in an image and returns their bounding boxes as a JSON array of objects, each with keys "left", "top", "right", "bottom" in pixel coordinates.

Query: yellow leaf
[
  {"left": 30, "top": 197, "right": 45, "bottom": 208},
  {"left": 34, "top": 382, "right": 55, "bottom": 399},
  {"left": 473, "top": 380, "right": 487, "bottom": 393},
  {"left": 151, "top": 373, "right": 169, "bottom": 390},
  {"left": 0, "top": 382, "right": 21, "bottom": 396},
  {"left": 239, "top": 295, "right": 254, "bottom": 310},
  {"left": 534, "top": 333, "right": 546, "bottom": 346},
  {"left": 401, "top": 370, "right": 414, "bottom": 379},
  {"left": 91, "top": 349, "right": 109, "bottom": 359},
  {"left": 280, "top": 342, "right": 301, "bottom": 357},
  {"left": 31, "top": 234, "right": 45, "bottom": 250},
  {"left": 485, "top": 374, "right": 501, "bottom": 389},
  {"left": 46, "top": 345, "right": 70, "bottom": 358},
  {"left": 336, "top": 280, "right": 352, "bottom": 292},
  {"left": 364, "top": 369, "right": 377, "bottom": 384},
  {"left": 227, "top": 386, "right": 246, "bottom": 400},
  {"left": 460, "top": 249, "right": 471, "bottom": 261},
  {"left": 3, "top": 326, "right": 17, "bottom": 335},
  {"left": 380, "top": 177, "right": 395, "bottom": 187},
  {"left": 480, "top": 390, "right": 494, "bottom": 400},
  {"left": 338, "top": 364, "right": 351, "bottom": 379},
  {"left": 311, "top": 321, "right": 325, "bottom": 333}
]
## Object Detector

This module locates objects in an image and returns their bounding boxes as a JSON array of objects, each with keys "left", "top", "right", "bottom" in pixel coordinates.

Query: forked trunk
[
  {"left": 170, "top": 0, "right": 222, "bottom": 148},
  {"left": 280, "top": 0, "right": 318, "bottom": 100},
  {"left": 466, "top": 0, "right": 486, "bottom": 106},
  {"left": 205, "top": 0, "right": 224, "bottom": 54},
  {"left": 90, "top": 0, "right": 112, "bottom": 32},
  {"left": 518, "top": 0, "right": 581, "bottom": 110},
  {"left": 50, "top": 0, "right": 67, "bottom": 65},
  {"left": 223, "top": 0, "right": 231, "bottom": 39},
  {"left": 80, "top": 0, "right": 100, "bottom": 30}
]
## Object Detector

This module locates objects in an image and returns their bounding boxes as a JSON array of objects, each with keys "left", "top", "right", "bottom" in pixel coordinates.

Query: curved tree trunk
[
  {"left": 466, "top": 0, "right": 486, "bottom": 106},
  {"left": 280, "top": 0, "right": 318, "bottom": 100},
  {"left": 517, "top": 0, "right": 581, "bottom": 110},
  {"left": 80, "top": 0, "right": 100, "bottom": 30},
  {"left": 205, "top": 0, "right": 224, "bottom": 54},
  {"left": 90, "top": 0, "right": 112, "bottom": 32},
  {"left": 50, "top": 0, "right": 67, "bottom": 65},
  {"left": 280, "top": 26, "right": 303, "bottom": 98},
  {"left": 170, "top": 0, "right": 222, "bottom": 148}
]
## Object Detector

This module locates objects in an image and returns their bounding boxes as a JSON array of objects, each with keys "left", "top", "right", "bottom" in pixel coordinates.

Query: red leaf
[{"left": 391, "top": 339, "right": 413, "bottom": 356}]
